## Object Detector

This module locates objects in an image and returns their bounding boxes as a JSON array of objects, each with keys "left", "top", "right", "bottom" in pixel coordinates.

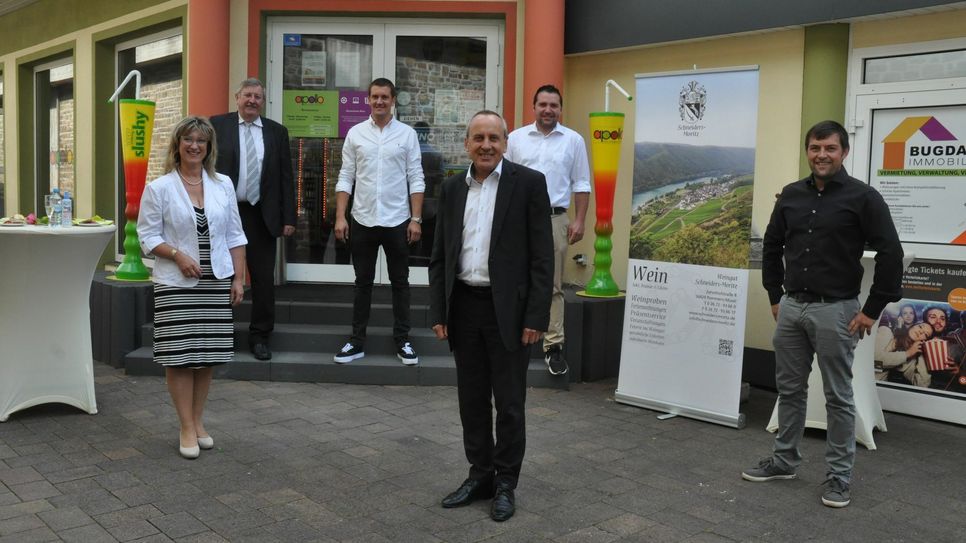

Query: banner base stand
[
  {"left": 576, "top": 290, "right": 625, "bottom": 299},
  {"left": 615, "top": 391, "right": 746, "bottom": 429},
  {"left": 106, "top": 275, "right": 151, "bottom": 283}
]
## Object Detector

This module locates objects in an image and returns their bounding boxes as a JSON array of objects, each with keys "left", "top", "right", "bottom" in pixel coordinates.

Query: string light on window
[
  {"left": 322, "top": 138, "right": 329, "bottom": 221},
  {"left": 296, "top": 138, "right": 304, "bottom": 214}
]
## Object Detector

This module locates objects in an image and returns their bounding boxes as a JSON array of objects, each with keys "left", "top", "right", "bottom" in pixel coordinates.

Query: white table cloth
[
  {"left": 766, "top": 252, "right": 913, "bottom": 450},
  {"left": 0, "top": 224, "right": 115, "bottom": 421}
]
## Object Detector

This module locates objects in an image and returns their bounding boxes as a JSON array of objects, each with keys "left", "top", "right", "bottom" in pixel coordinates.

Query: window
[
  {"left": 34, "top": 59, "right": 73, "bottom": 212},
  {"left": 863, "top": 49, "right": 966, "bottom": 84}
]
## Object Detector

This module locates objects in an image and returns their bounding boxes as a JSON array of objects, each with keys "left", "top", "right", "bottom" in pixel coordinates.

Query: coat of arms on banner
[{"left": 679, "top": 81, "right": 707, "bottom": 123}]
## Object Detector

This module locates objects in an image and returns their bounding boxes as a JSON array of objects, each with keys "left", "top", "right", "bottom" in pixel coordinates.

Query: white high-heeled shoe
[
  {"left": 179, "top": 444, "right": 200, "bottom": 459},
  {"left": 197, "top": 435, "right": 214, "bottom": 450}
]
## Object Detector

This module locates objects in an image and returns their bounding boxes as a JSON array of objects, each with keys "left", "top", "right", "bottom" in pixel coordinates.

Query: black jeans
[
  {"left": 238, "top": 202, "right": 276, "bottom": 345},
  {"left": 349, "top": 218, "right": 411, "bottom": 347}
]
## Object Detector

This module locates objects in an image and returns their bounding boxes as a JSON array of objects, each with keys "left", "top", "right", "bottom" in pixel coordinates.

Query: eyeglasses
[{"left": 181, "top": 137, "right": 209, "bottom": 146}]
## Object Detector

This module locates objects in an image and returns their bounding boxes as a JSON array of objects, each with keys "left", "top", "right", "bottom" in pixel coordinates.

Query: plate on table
[
  {"left": 74, "top": 217, "right": 114, "bottom": 227},
  {"left": 0, "top": 221, "right": 26, "bottom": 227}
]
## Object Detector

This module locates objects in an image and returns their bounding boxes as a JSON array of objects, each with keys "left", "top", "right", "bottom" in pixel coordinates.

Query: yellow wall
[
  {"left": 852, "top": 9, "right": 966, "bottom": 48},
  {"left": 564, "top": 29, "right": 806, "bottom": 350},
  {"left": 0, "top": 0, "right": 186, "bottom": 218}
]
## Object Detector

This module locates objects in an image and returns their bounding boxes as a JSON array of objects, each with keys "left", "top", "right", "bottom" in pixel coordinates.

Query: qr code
[{"left": 719, "top": 339, "right": 733, "bottom": 356}]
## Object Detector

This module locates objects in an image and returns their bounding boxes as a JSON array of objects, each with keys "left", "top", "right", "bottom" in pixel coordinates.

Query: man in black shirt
[{"left": 742, "top": 120, "right": 903, "bottom": 508}]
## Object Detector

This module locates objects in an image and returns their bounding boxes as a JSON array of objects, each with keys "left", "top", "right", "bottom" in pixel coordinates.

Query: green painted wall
[
  {"left": 0, "top": 0, "right": 169, "bottom": 57},
  {"left": 799, "top": 23, "right": 850, "bottom": 177}
]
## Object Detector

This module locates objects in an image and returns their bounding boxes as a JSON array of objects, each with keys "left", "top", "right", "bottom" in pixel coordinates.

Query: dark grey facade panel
[{"left": 565, "top": 0, "right": 966, "bottom": 54}]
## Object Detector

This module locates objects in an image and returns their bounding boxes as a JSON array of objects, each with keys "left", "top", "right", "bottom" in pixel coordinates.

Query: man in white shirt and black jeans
[
  {"left": 333, "top": 78, "right": 426, "bottom": 366},
  {"left": 505, "top": 84, "right": 591, "bottom": 376}
]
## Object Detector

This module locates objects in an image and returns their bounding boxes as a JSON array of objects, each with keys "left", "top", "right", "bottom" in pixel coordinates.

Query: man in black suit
[
  {"left": 211, "top": 78, "right": 295, "bottom": 360},
  {"left": 429, "top": 110, "right": 553, "bottom": 522}
]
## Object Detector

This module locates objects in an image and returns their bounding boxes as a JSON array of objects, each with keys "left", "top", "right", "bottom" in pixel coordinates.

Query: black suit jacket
[
  {"left": 210, "top": 112, "right": 295, "bottom": 236},
  {"left": 429, "top": 160, "right": 554, "bottom": 352}
]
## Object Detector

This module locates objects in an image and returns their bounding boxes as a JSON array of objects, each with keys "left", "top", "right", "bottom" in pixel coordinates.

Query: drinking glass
[{"left": 44, "top": 195, "right": 53, "bottom": 227}]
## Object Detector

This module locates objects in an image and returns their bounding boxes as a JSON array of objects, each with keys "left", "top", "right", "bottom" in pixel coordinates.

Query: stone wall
[
  {"left": 394, "top": 56, "right": 486, "bottom": 172},
  {"left": 53, "top": 84, "right": 74, "bottom": 196}
]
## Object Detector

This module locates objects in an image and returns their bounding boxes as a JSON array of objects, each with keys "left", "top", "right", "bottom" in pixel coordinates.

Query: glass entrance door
[{"left": 266, "top": 18, "right": 502, "bottom": 284}]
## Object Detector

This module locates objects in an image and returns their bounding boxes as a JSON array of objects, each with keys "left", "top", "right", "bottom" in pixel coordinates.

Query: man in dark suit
[
  {"left": 211, "top": 78, "right": 295, "bottom": 360},
  {"left": 429, "top": 110, "right": 553, "bottom": 522}
]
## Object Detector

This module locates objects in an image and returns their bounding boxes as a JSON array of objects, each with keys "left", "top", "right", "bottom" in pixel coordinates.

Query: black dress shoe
[
  {"left": 251, "top": 343, "right": 272, "bottom": 360},
  {"left": 490, "top": 483, "right": 515, "bottom": 522},
  {"left": 441, "top": 478, "right": 494, "bottom": 508}
]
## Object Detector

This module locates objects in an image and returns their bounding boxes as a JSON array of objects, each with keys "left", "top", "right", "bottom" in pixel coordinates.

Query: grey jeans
[{"left": 772, "top": 295, "right": 861, "bottom": 483}]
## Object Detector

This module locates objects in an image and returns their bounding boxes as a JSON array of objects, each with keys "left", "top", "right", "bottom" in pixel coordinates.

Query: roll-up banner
[{"left": 617, "top": 67, "right": 759, "bottom": 428}]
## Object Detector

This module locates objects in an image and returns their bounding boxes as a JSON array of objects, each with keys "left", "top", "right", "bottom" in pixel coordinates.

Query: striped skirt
[{"left": 153, "top": 209, "right": 233, "bottom": 368}]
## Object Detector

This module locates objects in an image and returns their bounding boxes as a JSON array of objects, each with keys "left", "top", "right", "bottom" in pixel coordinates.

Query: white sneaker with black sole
[
  {"left": 334, "top": 342, "right": 364, "bottom": 364},
  {"left": 397, "top": 342, "right": 419, "bottom": 365}
]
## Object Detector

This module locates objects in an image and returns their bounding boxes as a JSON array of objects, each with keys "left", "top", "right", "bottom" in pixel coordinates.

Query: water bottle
[
  {"left": 50, "top": 189, "right": 62, "bottom": 228},
  {"left": 61, "top": 191, "right": 73, "bottom": 228}
]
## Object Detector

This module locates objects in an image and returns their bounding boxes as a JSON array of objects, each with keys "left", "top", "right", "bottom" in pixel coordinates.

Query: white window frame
[
  {"left": 845, "top": 36, "right": 966, "bottom": 262},
  {"left": 265, "top": 17, "right": 504, "bottom": 284},
  {"left": 33, "top": 56, "right": 73, "bottom": 211}
]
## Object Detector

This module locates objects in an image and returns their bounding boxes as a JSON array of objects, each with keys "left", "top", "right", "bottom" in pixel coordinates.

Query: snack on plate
[
  {"left": 73, "top": 214, "right": 114, "bottom": 226},
  {"left": 1, "top": 214, "right": 27, "bottom": 225}
]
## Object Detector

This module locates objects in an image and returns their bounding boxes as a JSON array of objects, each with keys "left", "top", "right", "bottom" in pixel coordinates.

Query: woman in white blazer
[{"left": 137, "top": 116, "right": 247, "bottom": 459}]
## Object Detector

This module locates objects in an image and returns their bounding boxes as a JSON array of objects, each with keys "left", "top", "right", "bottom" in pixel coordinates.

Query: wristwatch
[{"left": 411, "top": 216, "right": 423, "bottom": 224}]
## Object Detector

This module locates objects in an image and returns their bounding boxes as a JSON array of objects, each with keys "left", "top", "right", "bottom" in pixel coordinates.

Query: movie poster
[{"left": 875, "top": 260, "right": 966, "bottom": 398}]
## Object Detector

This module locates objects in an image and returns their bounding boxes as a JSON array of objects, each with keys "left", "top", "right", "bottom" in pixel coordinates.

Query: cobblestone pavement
[{"left": 1, "top": 362, "right": 964, "bottom": 542}]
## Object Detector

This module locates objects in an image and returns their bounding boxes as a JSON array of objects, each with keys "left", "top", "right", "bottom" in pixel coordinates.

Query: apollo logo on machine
[
  {"left": 593, "top": 128, "right": 623, "bottom": 143},
  {"left": 293, "top": 94, "right": 326, "bottom": 104}
]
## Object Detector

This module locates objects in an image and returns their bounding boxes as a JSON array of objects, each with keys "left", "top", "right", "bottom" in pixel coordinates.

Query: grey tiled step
[
  {"left": 123, "top": 347, "right": 568, "bottom": 389},
  {"left": 141, "top": 323, "right": 451, "bottom": 356},
  {"left": 234, "top": 300, "right": 434, "bottom": 328},
  {"left": 141, "top": 322, "right": 548, "bottom": 359},
  {"left": 268, "top": 283, "right": 432, "bottom": 304}
]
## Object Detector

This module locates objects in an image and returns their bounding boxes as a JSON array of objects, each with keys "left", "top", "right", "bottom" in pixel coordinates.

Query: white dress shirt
[
  {"left": 235, "top": 116, "right": 264, "bottom": 203},
  {"left": 138, "top": 170, "right": 248, "bottom": 287},
  {"left": 505, "top": 122, "right": 591, "bottom": 209},
  {"left": 457, "top": 161, "right": 503, "bottom": 286},
  {"left": 335, "top": 116, "right": 426, "bottom": 227}
]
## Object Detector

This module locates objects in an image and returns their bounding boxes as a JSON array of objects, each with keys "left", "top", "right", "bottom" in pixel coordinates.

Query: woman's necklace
[{"left": 177, "top": 168, "right": 203, "bottom": 186}]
